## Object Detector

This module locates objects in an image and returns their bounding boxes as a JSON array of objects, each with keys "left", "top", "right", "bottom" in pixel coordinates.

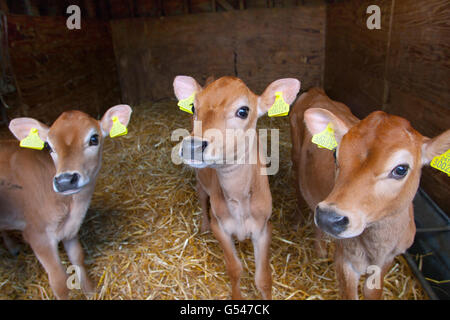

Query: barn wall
[
  {"left": 4, "top": 14, "right": 121, "bottom": 123},
  {"left": 324, "top": 0, "right": 450, "bottom": 213},
  {"left": 110, "top": 5, "right": 326, "bottom": 105}
]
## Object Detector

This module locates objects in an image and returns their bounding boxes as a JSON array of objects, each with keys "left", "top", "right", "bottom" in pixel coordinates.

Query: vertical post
[
  {"left": 211, "top": 0, "right": 216, "bottom": 12},
  {"left": 239, "top": 0, "right": 244, "bottom": 10}
]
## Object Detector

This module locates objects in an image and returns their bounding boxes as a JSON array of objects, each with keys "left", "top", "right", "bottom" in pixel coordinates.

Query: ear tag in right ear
[
  {"left": 311, "top": 123, "right": 338, "bottom": 151},
  {"left": 110, "top": 116, "right": 128, "bottom": 138},
  {"left": 268, "top": 92, "right": 290, "bottom": 117},
  {"left": 19, "top": 128, "right": 45, "bottom": 150},
  {"left": 178, "top": 92, "right": 195, "bottom": 114},
  {"left": 430, "top": 149, "right": 450, "bottom": 176}
]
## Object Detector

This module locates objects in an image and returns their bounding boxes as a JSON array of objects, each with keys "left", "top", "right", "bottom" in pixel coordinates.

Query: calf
[
  {"left": 290, "top": 88, "right": 450, "bottom": 299},
  {"left": 174, "top": 76, "right": 300, "bottom": 299},
  {"left": 0, "top": 105, "right": 132, "bottom": 299}
]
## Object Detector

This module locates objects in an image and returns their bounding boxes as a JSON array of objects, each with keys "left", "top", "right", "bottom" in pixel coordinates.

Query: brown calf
[
  {"left": 290, "top": 88, "right": 450, "bottom": 299},
  {"left": 174, "top": 76, "right": 300, "bottom": 299},
  {"left": 0, "top": 105, "right": 132, "bottom": 299}
]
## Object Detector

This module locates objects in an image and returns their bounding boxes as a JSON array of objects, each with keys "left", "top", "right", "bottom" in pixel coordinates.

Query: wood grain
[
  {"left": 111, "top": 6, "right": 325, "bottom": 104},
  {"left": 325, "top": 0, "right": 450, "bottom": 213},
  {"left": 5, "top": 14, "right": 121, "bottom": 123}
]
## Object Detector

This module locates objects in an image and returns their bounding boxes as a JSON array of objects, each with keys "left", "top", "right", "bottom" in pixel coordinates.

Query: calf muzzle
[
  {"left": 53, "top": 172, "right": 81, "bottom": 193},
  {"left": 315, "top": 206, "right": 349, "bottom": 237}
]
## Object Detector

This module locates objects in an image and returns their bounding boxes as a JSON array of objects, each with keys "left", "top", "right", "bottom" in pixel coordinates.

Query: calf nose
[
  {"left": 54, "top": 172, "right": 80, "bottom": 193},
  {"left": 315, "top": 206, "right": 349, "bottom": 237},
  {"left": 181, "top": 138, "right": 208, "bottom": 161}
]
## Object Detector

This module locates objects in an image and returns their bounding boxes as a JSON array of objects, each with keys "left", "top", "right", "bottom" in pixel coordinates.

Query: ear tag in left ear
[
  {"left": 110, "top": 116, "right": 128, "bottom": 138},
  {"left": 430, "top": 149, "right": 450, "bottom": 176},
  {"left": 311, "top": 123, "right": 338, "bottom": 151},
  {"left": 268, "top": 91, "right": 290, "bottom": 117},
  {"left": 178, "top": 92, "right": 195, "bottom": 114},
  {"left": 19, "top": 128, "right": 45, "bottom": 150}
]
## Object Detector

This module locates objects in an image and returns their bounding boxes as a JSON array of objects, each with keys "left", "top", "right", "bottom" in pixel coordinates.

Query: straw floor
[{"left": 0, "top": 100, "right": 426, "bottom": 300}]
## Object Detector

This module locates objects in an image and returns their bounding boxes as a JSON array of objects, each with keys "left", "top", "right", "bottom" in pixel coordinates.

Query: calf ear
[
  {"left": 204, "top": 75, "right": 215, "bottom": 87},
  {"left": 303, "top": 108, "right": 351, "bottom": 145},
  {"left": 100, "top": 104, "right": 133, "bottom": 137},
  {"left": 173, "top": 76, "right": 202, "bottom": 101},
  {"left": 9, "top": 117, "right": 49, "bottom": 142},
  {"left": 421, "top": 129, "right": 450, "bottom": 165},
  {"left": 258, "top": 78, "right": 300, "bottom": 117}
]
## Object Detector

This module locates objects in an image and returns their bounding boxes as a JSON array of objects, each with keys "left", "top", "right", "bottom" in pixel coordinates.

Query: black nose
[
  {"left": 181, "top": 138, "right": 208, "bottom": 161},
  {"left": 315, "top": 206, "right": 349, "bottom": 236},
  {"left": 54, "top": 172, "right": 80, "bottom": 193}
]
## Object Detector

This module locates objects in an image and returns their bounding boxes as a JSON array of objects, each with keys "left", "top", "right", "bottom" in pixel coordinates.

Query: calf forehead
[
  {"left": 340, "top": 112, "right": 422, "bottom": 165},
  {"left": 197, "top": 77, "right": 254, "bottom": 109},
  {"left": 49, "top": 111, "right": 99, "bottom": 145}
]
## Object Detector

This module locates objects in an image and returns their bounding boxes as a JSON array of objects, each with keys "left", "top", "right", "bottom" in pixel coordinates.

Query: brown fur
[
  {"left": 290, "top": 88, "right": 450, "bottom": 299},
  {"left": 1, "top": 105, "right": 131, "bottom": 299},
  {"left": 174, "top": 75, "right": 300, "bottom": 299}
]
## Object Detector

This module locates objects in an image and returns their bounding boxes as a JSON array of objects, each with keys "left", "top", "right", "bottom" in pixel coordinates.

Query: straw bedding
[{"left": 0, "top": 100, "right": 426, "bottom": 300}]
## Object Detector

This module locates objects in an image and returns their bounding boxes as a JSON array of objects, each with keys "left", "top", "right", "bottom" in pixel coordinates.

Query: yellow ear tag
[
  {"left": 109, "top": 116, "right": 128, "bottom": 138},
  {"left": 430, "top": 149, "right": 450, "bottom": 176},
  {"left": 311, "top": 123, "right": 338, "bottom": 151},
  {"left": 178, "top": 92, "right": 195, "bottom": 114},
  {"left": 19, "top": 128, "right": 45, "bottom": 150},
  {"left": 268, "top": 92, "right": 290, "bottom": 117}
]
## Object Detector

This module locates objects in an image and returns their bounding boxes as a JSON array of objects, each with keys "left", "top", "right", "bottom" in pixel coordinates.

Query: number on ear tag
[
  {"left": 178, "top": 93, "right": 195, "bottom": 114},
  {"left": 268, "top": 92, "right": 290, "bottom": 117},
  {"left": 430, "top": 149, "right": 450, "bottom": 176},
  {"left": 311, "top": 123, "right": 338, "bottom": 151},
  {"left": 20, "top": 128, "right": 45, "bottom": 150},
  {"left": 110, "top": 116, "right": 128, "bottom": 138}
]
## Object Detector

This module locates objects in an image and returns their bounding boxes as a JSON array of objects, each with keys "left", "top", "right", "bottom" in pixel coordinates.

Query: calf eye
[
  {"left": 236, "top": 106, "right": 249, "bottom": 119},
  {"left": 89, "top": 134, "right": 99, "bottom": 146},
  {"left": 390, "top": 164, "right": 409, "bottom": 179}
]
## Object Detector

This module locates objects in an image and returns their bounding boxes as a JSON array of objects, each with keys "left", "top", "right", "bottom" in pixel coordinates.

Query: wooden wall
[
  {"left": 4, "top": 14, "right": 121, "bottom": 123},
  {"left": 111, "top": 5, "right": 326, "bottom": 105},
  {"left": 324, "top": 0, "right": 450, "bottom": 213}
]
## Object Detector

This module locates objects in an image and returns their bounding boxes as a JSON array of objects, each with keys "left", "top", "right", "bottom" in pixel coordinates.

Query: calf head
[
  {"left": 174, "top": 76, "right": 300, "bottom": 168},
  {"left": 9, "top": 105, "right": 132, "bottom": 195},
  {"left": 304, "top": 109, "right": 450, "bottom": 238}
]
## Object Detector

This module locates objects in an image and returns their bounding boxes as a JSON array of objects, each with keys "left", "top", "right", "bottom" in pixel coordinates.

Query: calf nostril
[
  {"left": 70, "top": 173, "right": 79, "bottom": 185},
  {"left": 202, "top": 141, "right": 208, "bottom": 152},
  {"left": 335, "top": 215, "right": 349, "bottom": 227}
]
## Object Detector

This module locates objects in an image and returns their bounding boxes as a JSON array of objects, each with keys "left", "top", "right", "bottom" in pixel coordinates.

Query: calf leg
[
  {"left": 63, "top": 236, "right": 95, "bottom": 298},
  {"left": 197, "top": 182, "right": 210, "bottom": 233},
  {"left": 210, "top": 216, "right": 243, "bottom": 300},
  {"left": 336, "top": 259, "right": 360, "bottom": 300},
  {"left": 252, "top": 221, "right": 272, "bottom": 300},
  {"left": 26, "top": 233, "right": 69, "bottom": 299},
  {"left": 1, "top": 231, "right": 20, "bottom": 256},
  {"left": 363, "top": 261, "right": 392, "bottom": 300}
]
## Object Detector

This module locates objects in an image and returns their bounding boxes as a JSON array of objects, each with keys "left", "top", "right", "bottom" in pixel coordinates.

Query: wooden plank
[
  {"left": 235, "top": 6, "right": 325, "bottom": 93},
  {"left": 83, "top": 0, "right": 97, "bottom": 18},
  {"left": 217, "top": 0, "right": 234, "bottom": 11},
  {"left": 324, "top": 0, "right": 392, "bottom": 119},
  {"left": 110, "top": 6, "right": 325, "bottom": 103},
  {"left": 5, "top": 15, "right": 121, "bottom": 123},
  {"left": 384, "top": 0, "right": 450, "bottom": 212}
]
